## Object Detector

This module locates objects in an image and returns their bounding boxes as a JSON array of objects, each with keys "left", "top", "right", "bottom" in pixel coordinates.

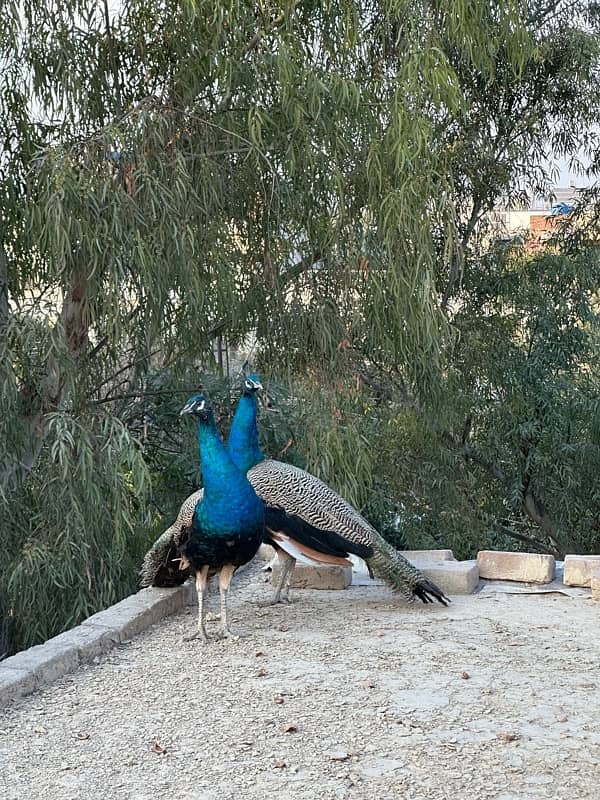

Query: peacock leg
[
  {"left": 278, "top": 556, "right": 296, "bottom": 603},
  {"left": 184, "top": 565, "right": 210, "bottom": 642},
  {"left": 216, "top": 563, "right": 245, "bottom": 639},
  {"left": 257, "top": 550, "right": 296, "bottom": 606}
]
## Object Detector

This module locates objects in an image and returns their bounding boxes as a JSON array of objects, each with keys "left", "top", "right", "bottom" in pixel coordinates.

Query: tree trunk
[{"left": 2, "top": 270, "right": 89, "bottom": 490}]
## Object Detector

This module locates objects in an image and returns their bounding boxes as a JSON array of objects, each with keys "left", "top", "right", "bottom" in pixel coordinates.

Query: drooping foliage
[{"left": 1, "top": 0, "right": 600, "bottom": 655}]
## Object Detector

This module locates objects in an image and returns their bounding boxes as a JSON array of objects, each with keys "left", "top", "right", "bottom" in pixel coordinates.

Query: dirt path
[{"left": 1, "top": 564, "right": 599, "bottom": 800}]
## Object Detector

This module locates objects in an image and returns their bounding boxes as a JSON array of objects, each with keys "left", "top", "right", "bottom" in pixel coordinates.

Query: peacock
[
  {"left": 141, "top": 377, "right": 448, "bottom": 607},
  {"left": 176, "top": 393, "right": 264, "bottom": 641}
]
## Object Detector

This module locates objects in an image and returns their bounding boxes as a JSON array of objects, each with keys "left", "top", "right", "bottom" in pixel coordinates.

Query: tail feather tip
[{"left": 413, "top": 579, "right": 450, "bottom": 606}]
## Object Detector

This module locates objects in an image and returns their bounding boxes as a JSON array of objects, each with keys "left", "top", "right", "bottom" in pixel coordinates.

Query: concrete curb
[{"left": 0, "top": 582, "right": 195, "bottom": 708}]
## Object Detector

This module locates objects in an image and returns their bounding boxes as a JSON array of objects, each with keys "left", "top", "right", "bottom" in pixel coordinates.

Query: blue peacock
[
  {"left": 177, "top": 393, "right": 264, "bottom": 641},
  {"left": 142, "top": 377, "right": 448, "bottom": 607}
]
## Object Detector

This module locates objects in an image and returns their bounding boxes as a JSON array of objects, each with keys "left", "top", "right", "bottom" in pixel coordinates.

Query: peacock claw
[
  {"left": 183, "top": 630, "right": 209, "bottom": 643},
  {"left": 254, "top": 595, "right": 294, "bottom": 607},
  {"left": 215, "top": 627, "right": 248, "bottom": 641}
]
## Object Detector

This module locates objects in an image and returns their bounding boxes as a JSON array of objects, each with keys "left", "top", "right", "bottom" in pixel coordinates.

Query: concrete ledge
[
  {"left": 413, "top": 559, "right": 479, "bottom": 595},
  {"left": 272, "top": 562, "right": 353, "bottom": 590},
  {"left": 0, "top": 667, "right": 38, "bottom": 707},
  {"left": 82, "top": 586, "right": 187, "bottom": 640},
  {"left": 563, "top": 555, "right": 600, "bottom": 587},
  {"left": 0, "top": 583, "right": 190, "bottom": 708},
  {"left": 477, "top": 551, "right": 555, "bottom": 584}
]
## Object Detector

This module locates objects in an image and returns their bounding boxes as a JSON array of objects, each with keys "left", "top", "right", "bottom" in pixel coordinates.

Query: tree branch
[
  {"left": 90, "top": 388, "right": 204, "bottom": 406},
  {"left": 2, "top": 270, "right": 90, "bottom": 490},
  {"left": 462, "top": 415, "right": 510, "bottom": 483},
  {"left": 462, "top": 415, "right": 564, "bottom": 557},
  {"left": 493, "top": 521, "right": 553, "bottom": 553},
  {"left": 102, "top": 0, "right": 123, "bottom": 114},
  {"left": 0, "top": 245, "right": 9, "bottom": 327}
]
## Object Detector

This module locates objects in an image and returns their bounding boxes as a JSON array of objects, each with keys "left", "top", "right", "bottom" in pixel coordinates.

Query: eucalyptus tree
[{"left": 1, "top": 0, "right": 599, "bottom": 654}]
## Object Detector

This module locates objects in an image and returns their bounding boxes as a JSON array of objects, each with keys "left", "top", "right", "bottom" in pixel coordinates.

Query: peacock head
[
  {"left": 180, "top": 394, "right": 213, "bottom": 422},
  {"left": 243, "top": 373, "right": 263, "bottom": 394}
]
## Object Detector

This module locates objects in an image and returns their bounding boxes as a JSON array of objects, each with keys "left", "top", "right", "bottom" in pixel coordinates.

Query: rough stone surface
[
  {"left": 412, "top": 559, "right": 479, "bottom": 595},
  {"left": 400, "top": 549, "right": 455, "bottom": 561},
  {"left": 477, "top": 550, "right": 555, "bottom": 584},
  {"left": 0, "top": 668, "right": 37, "bottom": 707},
  {"left": 0, "top": 638, "right": 79, "bottom": 686},
  {"left": 0, "top": 584, "right": 189, "bottom": 707},
  {"left": 591, "top": 570, "right": 600, "bottom": 601},
  {"left": 563, "top": 555, "right": 600, "bottom": 587},
  {"left": 48, "top": 624, "right": 121, "bottom": 662},
  {"left": 1, "top": 562, "right": 599, "bottom": 800},
  {"left": 271, "top": 562, "right": 352, "bottom": 590}
]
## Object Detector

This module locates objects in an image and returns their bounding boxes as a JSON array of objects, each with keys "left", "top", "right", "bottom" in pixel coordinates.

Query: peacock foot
[
  {"left": 254, "top": 595, "right": 295, "bottom": 607},
  {"left": 214, "top": 627, "right": 248, "bottom": 641},
  {"left": 183, "top": 629, "right": 210, "bottom": 644}
]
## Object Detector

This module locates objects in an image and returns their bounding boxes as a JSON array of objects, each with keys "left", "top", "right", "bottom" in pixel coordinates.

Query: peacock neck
[
  {"left": 227, "top": 391, "right": 264, "bottom": 473},
  {"left": 197, "top": 416, "right": 249, "bottom": 498}
]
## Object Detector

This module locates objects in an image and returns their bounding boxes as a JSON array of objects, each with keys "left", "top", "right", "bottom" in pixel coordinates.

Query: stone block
[
  {"left": 401, "top": 549, "right": 455, "bottom": 561},
  {"left": 591, "top": 570, "right": 600, "bottom": 601},
  {"left": 477, "top": 551, "right": 555, "bottom": 583},
  {"left": 257, "top": 544, "right": 277, "bottom": 561},
  {"left": 411, "top": 559, "right": 479, "bottom": 595},
  {"left": 0, "top": 667, "right": 38, "bottom": 706},
  {"left": 271, "top": 562, "right": 352, "bottom": 590},
  {"left": 563, "top": 555, "right": 600, "bottom": 587}
]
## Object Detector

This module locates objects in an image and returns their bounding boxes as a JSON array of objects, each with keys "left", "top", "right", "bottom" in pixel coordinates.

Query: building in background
[{"left": 488, "top": 185, "right": 584, "bottom": 249}]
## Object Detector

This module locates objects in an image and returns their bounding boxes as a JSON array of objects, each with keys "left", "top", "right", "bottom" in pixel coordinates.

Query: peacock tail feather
[{"left": 140, "top": 490, "right": 202, "bottom": 587}]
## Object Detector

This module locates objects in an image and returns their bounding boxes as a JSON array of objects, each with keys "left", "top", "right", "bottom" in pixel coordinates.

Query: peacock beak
[{"left": 180, "top": 398, "right": 206, "bottom": 416}]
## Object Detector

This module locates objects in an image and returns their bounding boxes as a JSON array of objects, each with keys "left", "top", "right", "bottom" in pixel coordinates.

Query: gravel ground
[{"left": 1, "top": 563, "right": 599, "bottom": 800}]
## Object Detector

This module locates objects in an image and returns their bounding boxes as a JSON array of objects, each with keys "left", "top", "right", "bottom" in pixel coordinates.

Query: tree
[{"left": 1, "top": 0, "right": 599, "bottom": 655}]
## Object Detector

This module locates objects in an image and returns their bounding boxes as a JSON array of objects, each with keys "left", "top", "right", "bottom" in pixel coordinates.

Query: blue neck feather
[
  {"left": 197, "top": 412, "right": 253, "bottom": 498},
  {"left": 193, "top": 407, "right": 264, "bottom": 536},
  {"left": 227, "top": 391, "right": 264, "bottom": 473}
]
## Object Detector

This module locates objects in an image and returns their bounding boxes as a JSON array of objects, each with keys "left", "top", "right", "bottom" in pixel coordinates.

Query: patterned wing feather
[
  {"left": 248, "top": 460, "right": 449, "bottom": 605},
  {"left": 139, "top": 489, "right": 203, "bottom": 587},
  {"left": 248, "top": 460, "right": 377, "bottom": 550}
]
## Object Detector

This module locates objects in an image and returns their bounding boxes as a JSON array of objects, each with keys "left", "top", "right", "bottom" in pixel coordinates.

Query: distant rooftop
[{"left": 496, "top": 185, "right": 585, "bottom": 213}]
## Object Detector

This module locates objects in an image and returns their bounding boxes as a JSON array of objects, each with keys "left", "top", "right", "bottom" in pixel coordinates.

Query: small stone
[
  {"left": 274, "top": 695, "right": 285, "bottom": 704},
  {"left": 477, "top": 551, "right": 555, "bottom": 583},
  {"left": 460, "top": 671, "right": 471, "bottom": 680},
  {"left": 497, "top": 731, "right": 520, "bottom": 742},
  {"left": 563, "top": 555, "right": 600, "bottom": 587},
  {"left": 328, "top": 751, "right": 351, "bottom": 762}
]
